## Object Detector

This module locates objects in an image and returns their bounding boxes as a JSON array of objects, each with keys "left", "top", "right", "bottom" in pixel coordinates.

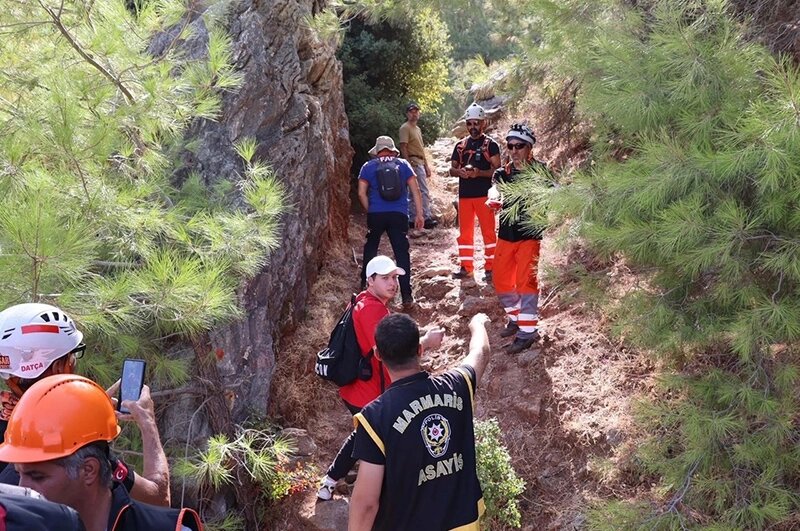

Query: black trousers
[
  {"left": 325, "top": 401, "right": 362, "bottom": 480},
  {"left": 360, "top": 211, "right": 412, "bottom": 297}
]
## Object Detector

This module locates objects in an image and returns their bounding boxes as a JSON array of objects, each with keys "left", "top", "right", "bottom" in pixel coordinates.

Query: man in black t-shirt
[
  {"left": 449, "top": 103, "right": 501, "bottom": 282},
  {"left": 349, "top": 312, "right": 492, "bottom": 531}
]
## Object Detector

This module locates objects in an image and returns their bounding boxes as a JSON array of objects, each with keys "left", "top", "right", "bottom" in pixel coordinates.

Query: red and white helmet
[{"left": 0, "top": 303, "right": 84, "bottom": 380}]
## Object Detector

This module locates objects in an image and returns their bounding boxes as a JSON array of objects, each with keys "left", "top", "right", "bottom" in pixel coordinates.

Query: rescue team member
[
  {"left": 0, "top": 374, "right": 202, "bottom": 531},
  {"left": 0, "top": 303, "right": 170, "bottom": 506},
  {"left": 398, "top": 102, "right": 437, "bottom": 230},
  {"left": 487, "top": 124, "right": 548, "bottom": 354},
  {"left": 318, "top": 256, "right": 444, "bottom": 501},
  {"left": 348, "top": 312, "right": 491, "bottom": 530},
  {"left": 449, "top": 103, "right": 501, "bottom": 282},
  {"left": 358, "top": 136, "right": 424, "bottom": 306}
]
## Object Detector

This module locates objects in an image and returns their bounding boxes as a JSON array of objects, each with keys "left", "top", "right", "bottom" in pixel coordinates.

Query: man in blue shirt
[{"left": 358, "top": 136, "right": 424, "bottom": 306}]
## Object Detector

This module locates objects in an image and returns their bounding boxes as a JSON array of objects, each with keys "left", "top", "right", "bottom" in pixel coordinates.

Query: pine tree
[
  {"left": 0, "top": 2, "right": 286, "bottom": 524},
  {"left": 494, "top": 0, "right": 800, "bottom": 528},
  {"left": 0, "top": 0, "right": 282, "bottom": 383}
]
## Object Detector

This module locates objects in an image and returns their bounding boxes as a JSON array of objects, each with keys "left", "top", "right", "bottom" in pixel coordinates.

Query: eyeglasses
[
  {"left": 466, "top": 120, "right": 481, "bottom": 127},
  {"left": 507, "top": 143, "right": 528, "bottom": 151},
  {"left": 70, "top": 343, "right": 86, "bottom": 360}
]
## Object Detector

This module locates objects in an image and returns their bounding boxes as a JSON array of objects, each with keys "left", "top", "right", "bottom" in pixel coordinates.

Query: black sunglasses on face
[
  {"left": 507, "top": 143, "right": 528, "bottom": 150},
  {"left": 466, "top": 120, "right": 481, "bottom": 127},
  {"left": 70, "top": 343, "right": 86, "bottom": 360}
]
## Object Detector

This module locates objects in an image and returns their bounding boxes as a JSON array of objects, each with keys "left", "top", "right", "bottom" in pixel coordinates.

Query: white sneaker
[{"left": 317, "top": 476, "right": 337, "bottom": 501}]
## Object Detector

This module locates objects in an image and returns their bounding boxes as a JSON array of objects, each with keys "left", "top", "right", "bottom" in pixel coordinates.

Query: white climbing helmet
[
  {"left": 0, "top": 303, "right": 84, "bottom": 380},
  {"left": 464, "top": 103, "right": 486, "bottom": 121}
]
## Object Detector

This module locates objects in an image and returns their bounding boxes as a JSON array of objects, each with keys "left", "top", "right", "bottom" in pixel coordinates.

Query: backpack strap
[
  {"left": 455, "top": 137, "right": 469, "bottom": 165},
  {"left": 176, "top": 508, "right": 203, "bottom": 531},
  {"left": 481, "top": 136, "right": 492, "bottom": 162}
]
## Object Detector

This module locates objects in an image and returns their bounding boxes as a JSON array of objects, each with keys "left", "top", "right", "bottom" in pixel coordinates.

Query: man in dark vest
[
  {"left": 348, "top": 312, "right": 492, "bottom": 530},
  {"left": 0, "top": 374, "right": 202, "bottom": 531}
]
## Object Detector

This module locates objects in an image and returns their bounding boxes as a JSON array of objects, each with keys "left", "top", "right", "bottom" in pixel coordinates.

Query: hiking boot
[
  {"left": 452, "top": 267, "right": 472, "bottom": 279},
  {"left": 499, "top": 321, "right": 519, "bottom": 338},
  {"left": 317, "top": 476, "right": 337, "bottom": 501},
  {"left": 504, "top": 332, "right": 541, "bottom": 355},
  {"left": 484, "top": 270, "right": 493, "bottom": 284},
  {"left": 423, "top": 218, "right": 438, "bottom": 230}
]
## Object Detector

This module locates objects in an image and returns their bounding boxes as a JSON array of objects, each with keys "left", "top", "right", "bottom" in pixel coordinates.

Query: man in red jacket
[{"left": 318, "top": 256, "right": 443, "bottom": 500}]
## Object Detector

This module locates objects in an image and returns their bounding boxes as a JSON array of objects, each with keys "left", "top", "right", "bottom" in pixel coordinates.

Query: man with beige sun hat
[{"left": 357, "top": 135, "right": 424, "bottom": 306}]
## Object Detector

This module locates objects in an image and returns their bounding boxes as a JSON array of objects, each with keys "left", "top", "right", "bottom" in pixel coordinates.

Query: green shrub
[
  {"left": 475, "top": 418, "right": 526, "bottom": 529},
  {"left": 337, "top": 7, "right": 452, "bottom": 167}
]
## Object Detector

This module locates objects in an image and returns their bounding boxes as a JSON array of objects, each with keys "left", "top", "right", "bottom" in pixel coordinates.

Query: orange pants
[
  {"left": 457, "top": 197, "right": 497, "bottom": 273},
  {"left": 495, "top": 239, "right": 541, "bottom": 334}
]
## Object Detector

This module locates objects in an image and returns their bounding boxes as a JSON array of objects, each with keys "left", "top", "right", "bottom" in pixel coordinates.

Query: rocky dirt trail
[{"left": 269, "top": 138, "right": 653, "bottom": 530}]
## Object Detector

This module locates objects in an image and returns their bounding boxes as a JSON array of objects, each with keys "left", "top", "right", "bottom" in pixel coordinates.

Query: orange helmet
[{"left": 0, "top": 374, "right": 120, "bottom": 463}]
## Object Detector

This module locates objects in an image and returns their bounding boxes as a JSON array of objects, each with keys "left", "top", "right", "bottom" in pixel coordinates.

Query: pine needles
[{"left": 499, "top": 0, "right": 800, "bottom": 528}]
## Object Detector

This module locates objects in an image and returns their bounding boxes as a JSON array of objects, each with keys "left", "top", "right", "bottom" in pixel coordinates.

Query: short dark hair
[
  {"left": 375, "top": 314, "right": 420, "bottom": 369},
  {"left": 54, "top": 441, "right": 113, "bottom": 488}
]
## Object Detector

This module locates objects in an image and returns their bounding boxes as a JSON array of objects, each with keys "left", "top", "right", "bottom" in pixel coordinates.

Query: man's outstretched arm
[{"left": 459, "top": 313, "right": 491, "bottom": 386}]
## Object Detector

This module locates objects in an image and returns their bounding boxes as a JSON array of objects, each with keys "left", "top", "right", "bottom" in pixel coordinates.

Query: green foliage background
[
  {"left": 0, "top": 0, "right": 283, "bottom": 385},
  {"left": 493, "top": 0, "right": 800, "bottom": 528},
  {"left": 0, "top": 3, "right": 287, "bottom": 524},
  {"left": 336, "top": 7, "right": 452, "bottom": 168}
]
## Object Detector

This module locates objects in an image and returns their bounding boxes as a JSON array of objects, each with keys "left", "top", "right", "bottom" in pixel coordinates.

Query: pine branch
[{"left": 38, "top": 0, "right": 136, "bottom": 105}]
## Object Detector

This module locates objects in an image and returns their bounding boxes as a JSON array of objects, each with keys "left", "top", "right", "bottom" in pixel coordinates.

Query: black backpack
[
  {"left": 315, "top": 295, "right": 377, "bottom": 387},
  {"left": 375, "top": 159, "right": 403, "bottom": 201}
]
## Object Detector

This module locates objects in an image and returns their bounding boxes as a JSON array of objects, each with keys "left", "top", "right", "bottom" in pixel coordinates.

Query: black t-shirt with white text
[{"left": 352, "top": 366, "right": 483, "bottom": 531}]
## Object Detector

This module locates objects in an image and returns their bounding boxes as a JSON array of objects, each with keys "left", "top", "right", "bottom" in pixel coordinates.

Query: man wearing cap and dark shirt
[
  {"left": 348, "top": 312, "right": 491, "bottom": 531},
  {"left": 398, "top": 102, "right": 437, "bottom": 230},
  {"left": 358, "top": 136, "right": 424, "bottom": 305}
]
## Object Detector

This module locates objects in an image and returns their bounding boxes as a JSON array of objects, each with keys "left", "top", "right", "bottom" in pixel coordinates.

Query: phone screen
[{"left": 118, "top": 359, "right": 146, "bottom": 414}]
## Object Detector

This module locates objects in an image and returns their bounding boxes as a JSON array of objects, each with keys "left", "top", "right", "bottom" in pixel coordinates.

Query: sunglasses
[
  {"left": 466, "top": 120, "right": 481, "bottom": 127},
  {"left": 507, "top": 143, "right": 528, "bottom": 151},
  {"left": 70, "top": 343, "right": 86, "bottom": 360}
]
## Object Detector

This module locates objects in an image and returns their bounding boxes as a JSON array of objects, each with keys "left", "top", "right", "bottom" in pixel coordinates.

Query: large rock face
[{"left": 178, "top": 0, "right": 352, "bottom": 421}]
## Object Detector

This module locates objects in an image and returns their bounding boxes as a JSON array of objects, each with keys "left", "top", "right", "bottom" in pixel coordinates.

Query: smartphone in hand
[{"left": 118, "top": 358, "right": 146, "bottom": 414}]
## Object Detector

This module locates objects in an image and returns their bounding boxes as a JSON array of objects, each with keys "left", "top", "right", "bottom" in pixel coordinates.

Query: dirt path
[{"left": 270, "top": 138, "right": 651, "bottom": 530}]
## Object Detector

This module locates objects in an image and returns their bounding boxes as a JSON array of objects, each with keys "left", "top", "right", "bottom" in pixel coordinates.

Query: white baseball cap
[{"left": 366, "top": 255, "right": 406, "bottom": 277}]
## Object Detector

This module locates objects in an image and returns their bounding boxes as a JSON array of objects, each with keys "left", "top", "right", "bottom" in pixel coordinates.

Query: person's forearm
[
  {"left": 410, "top": 183, "right": 423, "bottom": 218},
  {"left": 462, "top": 321, "right": 490, "bottom": 385},
  {"left": 358, "top": 192, "right": 369, "bottom": 212},
  {"left": 349, "top": 502, "right": 379, "bottom": 531},
  {"left": 134, "top": 419, "right": 171, "bottom": 506}
]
